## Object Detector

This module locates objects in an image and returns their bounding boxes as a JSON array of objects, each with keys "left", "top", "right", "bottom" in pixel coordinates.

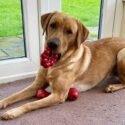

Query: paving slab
[{"left": 0, "top": 35, "right": 25, "bottom": 60}]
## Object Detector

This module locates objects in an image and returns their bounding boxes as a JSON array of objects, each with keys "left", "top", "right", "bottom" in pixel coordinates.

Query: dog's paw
[
  {"left": 1, "top": 112, "right": 15, "bottom": 120},
  {"left": 0, "top": 100, "right": 8, "bottom": 109},
  {"left": 105, "top": 85, "right": 115, "bottom": 93},
  {"left": 1, "top": 108, "right": 23, "bottom": 120}
]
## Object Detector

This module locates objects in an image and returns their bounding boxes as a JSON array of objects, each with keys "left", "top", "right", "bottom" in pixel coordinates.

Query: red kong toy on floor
[
  {"left": 36, "top": 88, "right": 79, "bottom": 101},
  {"left": 36, "top": 89, "right": 50, "bottom": 100},
  {"left": 67, "top": 88, "right": 79, "bottom": 101},
  {"left": 38, "top": 48, "right": 79, "bottom": 101}
]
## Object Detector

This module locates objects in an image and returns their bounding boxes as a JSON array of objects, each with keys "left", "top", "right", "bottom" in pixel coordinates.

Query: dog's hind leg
[{"left": 105, "top": 48, "right": 125, "bottom": 92}]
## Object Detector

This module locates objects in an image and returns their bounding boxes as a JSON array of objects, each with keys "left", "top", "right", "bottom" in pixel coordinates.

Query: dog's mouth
[
  {"left": 47, "top": 48, "right": 61, "bottom": 60},
  {"left": 47, "top": 43, "right": 62, "bottom": 59},
  {"left": 40, "top": 47, "right": 61, "bottom": 68}
]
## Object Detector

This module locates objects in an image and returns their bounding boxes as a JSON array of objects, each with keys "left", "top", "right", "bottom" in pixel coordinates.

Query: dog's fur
[{"left": 1, "top": 12, "right": 125, "bottom": 120}]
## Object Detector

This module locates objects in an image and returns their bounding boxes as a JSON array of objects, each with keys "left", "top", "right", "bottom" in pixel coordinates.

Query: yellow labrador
[{"left": 0, "top": 12, "right": 125, "bottom": 120}]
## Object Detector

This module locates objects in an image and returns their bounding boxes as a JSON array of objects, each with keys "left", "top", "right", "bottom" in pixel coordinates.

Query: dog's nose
[{"left": 47, "top": 39, "right": 59, "bottom": 49}]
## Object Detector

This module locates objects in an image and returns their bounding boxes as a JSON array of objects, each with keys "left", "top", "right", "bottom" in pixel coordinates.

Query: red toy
[
  {"left": 36, "top": 88, "right": 79, "bottom": 101},
  {"left": 40, "top": 48, "right": 58, "bottom": 68},
  {"left": 36, "top": 89, "right": 50, "bottom": 99},
  {"left": 68, "top": 88, "right": 79, "bottom": 101}
]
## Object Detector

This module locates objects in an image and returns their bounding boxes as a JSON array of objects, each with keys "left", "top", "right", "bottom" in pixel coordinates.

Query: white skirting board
[{"left": 0, "top": 71, "right": 36, "bottom": 84}]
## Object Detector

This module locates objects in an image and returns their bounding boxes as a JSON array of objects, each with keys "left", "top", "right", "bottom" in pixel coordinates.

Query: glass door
[{"left": 0, "top": 0, "right": 40, "bottom": 83}]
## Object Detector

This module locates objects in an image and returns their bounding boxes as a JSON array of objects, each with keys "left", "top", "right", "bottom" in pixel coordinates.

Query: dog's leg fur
[
  {"left": 0, "top": 68, "right": 47, "bottom": 109},
  {"left": 1, "top": 94, "right": 62, "bottom": 120},
  {"left": 1, "top": 78, "right": 70, "bottom": 120},
  {"left": 105, "top": 48, "right": 125, "bottom": 92}
]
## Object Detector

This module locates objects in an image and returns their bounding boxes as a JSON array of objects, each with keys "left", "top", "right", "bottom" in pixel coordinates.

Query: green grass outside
[
  {"left": 62, "top": 0, "right": 101, "bottom": 27},
  {"left": 0, "top": 0, "right": 23, "bottom": 36},
  {"left": 0, "top": 0, "right": 100, "bottom": 37}
]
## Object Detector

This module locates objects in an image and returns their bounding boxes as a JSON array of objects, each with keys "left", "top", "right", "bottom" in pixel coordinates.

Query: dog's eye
[
  {"left": 50, "top": 23, "right": 56, "bottom": 29},
  {"left": 66, "top": 29, "right": 73, "bottom": 35}
]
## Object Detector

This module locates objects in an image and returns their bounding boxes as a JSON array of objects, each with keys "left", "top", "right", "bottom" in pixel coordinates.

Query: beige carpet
[{"left": 0, "top": 77, "right": 125, "bottom": 125}]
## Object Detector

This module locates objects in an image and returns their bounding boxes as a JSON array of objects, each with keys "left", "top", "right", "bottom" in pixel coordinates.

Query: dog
[{"left": 0, "top": 11, "right": 125, "bottom": 120}]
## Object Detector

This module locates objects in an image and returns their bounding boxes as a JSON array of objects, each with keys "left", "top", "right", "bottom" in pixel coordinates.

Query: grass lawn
[
  {"left": 62, "top": 0, "right": 101, "bottom": 27},
  {"left": 0, "top": 0, "right": 100, "bottom": 37},
  {"left": 0, "top": 0, "right": 23, "bottom": 36}
]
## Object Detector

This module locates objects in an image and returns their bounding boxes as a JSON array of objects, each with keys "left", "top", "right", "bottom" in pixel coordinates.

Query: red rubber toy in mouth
[{"left": 40, "top": 47, "right": 58, "bottom": 68}]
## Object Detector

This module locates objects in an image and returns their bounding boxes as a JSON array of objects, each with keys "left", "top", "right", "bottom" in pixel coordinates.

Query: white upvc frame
[
  {"left": 0, "top": 0, "right": 40, "bottom": 84},
  {"left": 101, "top": 0, "right": 124, "bottom": 38},
  {"left": 101, "top": 0, "right": 117, "bottom": 38},
  {"left": 113, "top": 0, "right": 123, "bottom": 37},
  {"left": 121, "top": 0, "right": 125, "bottom": 38}
]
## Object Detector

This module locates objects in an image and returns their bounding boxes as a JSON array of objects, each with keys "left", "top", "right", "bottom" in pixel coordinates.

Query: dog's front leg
[
  {"left": 0, "top": 68, "right": 47, "bottom": 109},
  {"left": 1, "top": 91, "right": 68, "bottom": 120},
  {"left": 1, "top": 77, "right": 71, "bottom": 120}
]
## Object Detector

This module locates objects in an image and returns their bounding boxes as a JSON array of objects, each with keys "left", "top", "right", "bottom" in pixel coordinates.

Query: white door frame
[
  {"left": 113, "top": 0, "right": 123, "bottom": 37},
  {"left": 101, "top": 0, "right": 124, "bottom": 38},
  {"left": 101, "top": 0, "right": 117, "bottom": 38},
  {"left": 120, "top": 0, "right": 125, "bottom": 38}
]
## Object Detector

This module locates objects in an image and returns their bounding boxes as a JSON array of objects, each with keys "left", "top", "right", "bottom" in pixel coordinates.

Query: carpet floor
[{"left": 0, "top": 77, "right": 125, "bottom": 125}]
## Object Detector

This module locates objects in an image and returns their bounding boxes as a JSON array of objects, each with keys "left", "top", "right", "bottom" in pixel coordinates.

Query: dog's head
[{"left": 41, "top": 12, "right": 89, "bottom": 57}]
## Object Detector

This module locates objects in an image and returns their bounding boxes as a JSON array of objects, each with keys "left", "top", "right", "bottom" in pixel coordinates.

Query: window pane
[
  {"left": 62, "top": 0, "right": 101, "bottom": 40},
  {"left": 0, "top": 0, "right": 26, "bottom": 60}
]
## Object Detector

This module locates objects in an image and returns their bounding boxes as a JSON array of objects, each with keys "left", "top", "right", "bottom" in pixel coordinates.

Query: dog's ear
[
  {"left": 76, "top": 21, "right": 89, "bottom": 48},
  {"left": 41, "top": 12, "right": 55, "bottom": 35}
]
